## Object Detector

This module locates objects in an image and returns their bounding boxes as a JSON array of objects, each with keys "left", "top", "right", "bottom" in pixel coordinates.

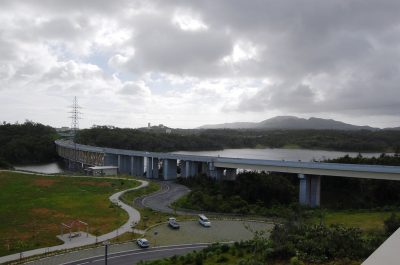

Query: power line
[
  {"left": 68, "top": 96, "right": 82, "bottom": 171},
  {"left": 69, "top": 96, "right": 82, "bottom": 140}
]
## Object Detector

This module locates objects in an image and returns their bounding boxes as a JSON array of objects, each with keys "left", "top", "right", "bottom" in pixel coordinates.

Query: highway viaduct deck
[{"left": 55, "top": 140, "right": 400, "bottom": 207}]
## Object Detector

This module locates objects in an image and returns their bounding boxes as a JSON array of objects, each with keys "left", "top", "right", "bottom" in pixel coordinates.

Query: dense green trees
[
  {"left": 175, "top": 172, "right": 297, "bottom": 215},
  {"left": 76, "top": 126, "right": 223, "bottom": 152},
  {"left": 138, "top": 212, "right": 390, "bottom": 265},
  {"left": 322, "top": 154, "right": 400, "bottom": 208},
  {"left": 76, "top": 126, "right": 400, "bottom": 152},
  {"left": 176, "top": 154, "right": 400, "bottom": 212},
  {"left": 0, "top": 122, "right": 59, "bottom": 166},
  {"left": 270, "top": 221, "right": 380, "bottom": 262},
  {"left": 326, "top": 153, "right": 400, "bottom": 165}
]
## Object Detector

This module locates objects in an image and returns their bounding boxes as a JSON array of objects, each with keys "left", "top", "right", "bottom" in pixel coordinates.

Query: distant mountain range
[{"left": 198, "top": 116, "right": 387, "bottom": 130}]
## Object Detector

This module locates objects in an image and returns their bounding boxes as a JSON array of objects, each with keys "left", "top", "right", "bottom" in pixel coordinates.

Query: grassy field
[
  {"left": 0, "top": 171, "right": 139, "bottom": 256},
  {"left": 316, "top": 210, "right": 400, "bottom": 231}
]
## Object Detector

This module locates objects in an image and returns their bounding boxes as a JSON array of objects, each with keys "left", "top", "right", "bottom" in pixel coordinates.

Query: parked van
[{"left": 198, "top": 214, "right": 211, "bottom": 227}]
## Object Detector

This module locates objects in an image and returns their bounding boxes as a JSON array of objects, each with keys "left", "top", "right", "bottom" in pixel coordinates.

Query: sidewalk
[{"left": 0, "top": 179, "right": 148, "bottom": 264}]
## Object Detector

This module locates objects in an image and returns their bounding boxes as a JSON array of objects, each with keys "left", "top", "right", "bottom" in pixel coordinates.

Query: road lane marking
[{"left": 73, "top": 245, "right": 208, "bottom": 264}]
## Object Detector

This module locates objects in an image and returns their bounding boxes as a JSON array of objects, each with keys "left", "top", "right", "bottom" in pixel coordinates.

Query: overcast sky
[{"left": 1, "top": 0, "right": 400, "bottom": 129}]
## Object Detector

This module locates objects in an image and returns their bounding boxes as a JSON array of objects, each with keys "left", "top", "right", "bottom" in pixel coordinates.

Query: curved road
[
  {"left": 62, "top": 244, "right": 209, "bottom": 265},
  {"left": 136, "top": 181, "right": 191, "bottom": 214}
]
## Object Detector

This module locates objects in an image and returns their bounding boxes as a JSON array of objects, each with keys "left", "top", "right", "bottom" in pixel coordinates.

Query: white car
[
  {"left": 136, "top": 238, "right": 149, "bottom": 248},
  {"left": 198, "top": 214, "right": 211, "bottom": 227},
  {"left": 168, "top": 217, "right": 180, "bottom": 229}
]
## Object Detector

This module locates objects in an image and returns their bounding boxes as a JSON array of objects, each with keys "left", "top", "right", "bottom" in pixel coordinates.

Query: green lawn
[
  {"left": 313, "top": 210, "right": 400, "bottom": 231},
  {"left": 0, "top": 171, "right": 139, "bottom": 256}
]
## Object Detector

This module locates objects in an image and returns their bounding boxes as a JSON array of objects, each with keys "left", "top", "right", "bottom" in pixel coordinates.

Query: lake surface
[
  {"left": 14, "top": 162, "right": 64, "bottom": 174},
  {"left": 173, "top": 148, "right": 386, "bottom": 162}
]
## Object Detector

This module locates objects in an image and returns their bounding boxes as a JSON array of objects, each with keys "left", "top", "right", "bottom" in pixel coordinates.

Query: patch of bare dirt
[{"left": 33, "top": 178, "right": 58, "bottom": 187}]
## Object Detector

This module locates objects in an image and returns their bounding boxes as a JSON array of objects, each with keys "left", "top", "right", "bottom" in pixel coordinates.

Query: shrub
[
  {"left": 290, "top": 257, "right": 304, "bottom": 265},
  {"left": 216, "top": 255, "right": 228, "bottom": 263},
  {"left": 384, "top": 213, "right": 400, "bottom": 235},
  {"left": 220, "top": 244, "right": 230, "bottom": 253}
]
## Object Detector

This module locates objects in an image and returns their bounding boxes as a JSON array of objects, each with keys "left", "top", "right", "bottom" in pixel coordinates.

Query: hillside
[{"left": 199, "top": 116, "right": 378, "bottom": 130}]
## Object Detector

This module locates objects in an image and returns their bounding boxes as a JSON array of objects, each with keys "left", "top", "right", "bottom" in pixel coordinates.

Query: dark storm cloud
[
  {"left": 118, "top": 13, "right": 233, "bottom": 77},
  {"left": 1, "top": 0, "right": 400, "bottom": 127},
  {"left": 162, "top": 0, "right": 400, "bottom": 116}
]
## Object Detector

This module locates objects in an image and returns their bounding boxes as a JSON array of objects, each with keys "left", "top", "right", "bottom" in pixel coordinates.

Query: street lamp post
[
  {"left": 103, "top": 241, "right": 110, "bottom": 265},
  {"left": 154, "top": 231, "right": 158, "bottom": 247}
]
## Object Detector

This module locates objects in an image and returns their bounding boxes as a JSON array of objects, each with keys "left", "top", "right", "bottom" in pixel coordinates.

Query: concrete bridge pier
[
  {"left": 209, "top": 163, "right": 224, "bottom": 180},
  {"left": 130, "top": 156, "right": 144, "bottom": 177},
  {"left": 118, "top": 155, "right": 131, "bottom": 175},
  {"left": 104, "top": 154, "right": 118, "bottom": 167},
  {"left": 223, "top": 168, "right": 237, "bottom": 180},
  {"left": 215, "top": 168, "right": 225, "bottom": 180},
  {"left": 190, "top": 161, "right": 200, "bottom": 176},
  {"left": 145, "top": 157, "right": 159, "bottom": 179},
  {"left": 180, "top": 160, "right": 186, "bottom": 177},
  {"left": 163, "top": 159, "right": 177, "bottom": 180},
  {"left": 67, "top": 160, "right": 84, "bottom": 171},
  {"left": 146, "top": 157, "right": 152, "bottom": 178},
  {"left": 298, "top": 173, "right": 321, "bottom": 207},
  {"left": 180, "top": 161, "right": 198, "bottom": 178},
  {"left": 200, "top": 162, "right": 208, "bottom": 175},
  {"left": 152, "top": 158, "right": 159, "bottom": 179}
]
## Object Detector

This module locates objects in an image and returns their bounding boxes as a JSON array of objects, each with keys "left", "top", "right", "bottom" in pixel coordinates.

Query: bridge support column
[
  {"left": 181, "top": 161, "right": 198, "bottom": 178},
  {"left": 163, "top": 159, "right": 177, "bottom": 180},
  {"left": 104, "top": 154, "right": 118, "bottom": 167},
  {"left": 119, "top": 155, "right": 131, "bottom": 175},
  {"left": 298, "top": 174, "right": 320, "bottom": 207},
  {"left": 131, "top": 156, "right": 144, "bottom": 177},
  {"left": 190, "top": 161, "right": 199, "bottom": 176},
  {"left": 152, "top": 158, "right": 159, "bottom": 179},
  {"left": 180, "top": 161, "right": 186, "bottom": 178},
  {"left": 185, "top": 161, "right": 191, "bottom": 177},
  {"left": 200, "top": 162, "right": 208, "bottom": 175},
  {"left": 224, "top": 168, "right": 237, "bottom": 180},
  {"left": 210, "top": 166, "right": 224, "bottom": 180},
  {"left": 146, "top": 157, "right": 152, "bottom": 179}
]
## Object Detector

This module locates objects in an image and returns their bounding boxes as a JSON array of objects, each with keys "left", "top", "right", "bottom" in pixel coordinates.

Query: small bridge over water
[{"left": 56, "top": 140, "right": 400, "bottom": 207}]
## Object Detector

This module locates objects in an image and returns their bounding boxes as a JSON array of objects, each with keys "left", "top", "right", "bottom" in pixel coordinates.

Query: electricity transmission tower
[{"left": 69, "top": 96, "right": 82, "bottom": 171}]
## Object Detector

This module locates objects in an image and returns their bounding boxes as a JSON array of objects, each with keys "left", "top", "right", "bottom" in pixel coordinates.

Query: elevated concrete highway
[{"left": 55, "top": 140, "right": 400, "bottom": 207}]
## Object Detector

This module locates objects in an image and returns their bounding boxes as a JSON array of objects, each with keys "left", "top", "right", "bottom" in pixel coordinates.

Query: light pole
[
  {"left": 154, "top": 231, "right": 158, "bottom": 247},
  {"left": 103, "top": 241, "right": 110, "bottom": 265}
]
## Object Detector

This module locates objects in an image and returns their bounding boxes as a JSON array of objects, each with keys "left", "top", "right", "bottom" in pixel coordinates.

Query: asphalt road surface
[
  {"left": 136, "top": 181, "right": 191, "bottom": 214},
  {"left": 62, "top": 243, "right": 209, "bottom": 265}
]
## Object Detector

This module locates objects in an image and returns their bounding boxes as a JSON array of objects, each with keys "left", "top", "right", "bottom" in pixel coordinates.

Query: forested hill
[
  {"left": 77, "top": 126, "right": 400, "bottom": 153},
  {"left": 77, "top": 126, "right": 224, "bottom": 152},
  {"left": 0, "top": 122, "right": 59, "bottom": 167}
]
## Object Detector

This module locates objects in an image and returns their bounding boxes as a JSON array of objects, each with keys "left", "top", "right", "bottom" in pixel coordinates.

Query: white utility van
[{"left": 198, "top": 214, "right": 211, "bottom": 227}]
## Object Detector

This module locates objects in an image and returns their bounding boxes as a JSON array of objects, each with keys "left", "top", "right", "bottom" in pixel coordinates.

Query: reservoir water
[
  {"left": 14, "top": 162, "right": 64, "bottom": 174},
  {"left": 173, "top": 148, "right": 386, "bottom": 162}
]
